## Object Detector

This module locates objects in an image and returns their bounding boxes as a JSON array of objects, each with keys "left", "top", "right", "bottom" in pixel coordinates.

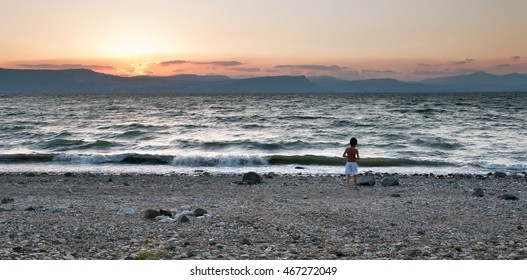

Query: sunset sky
[{"left": 1, "top": 0, "right": 526, "bottom": 80}]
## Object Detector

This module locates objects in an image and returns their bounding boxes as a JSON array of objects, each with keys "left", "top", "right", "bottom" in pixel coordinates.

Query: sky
[{"left": 1, "top": 0, "right": 526, "bottom": 80}]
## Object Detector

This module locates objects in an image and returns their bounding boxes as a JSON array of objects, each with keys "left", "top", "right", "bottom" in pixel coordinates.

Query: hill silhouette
[{"left": 1, "top": 68, "right": 527, "bottom": 94}]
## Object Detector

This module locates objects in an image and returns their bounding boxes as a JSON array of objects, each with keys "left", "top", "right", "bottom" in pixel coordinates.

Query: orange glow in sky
[{"left": 1, "top": 0, "right": 526, "bottom": 80}]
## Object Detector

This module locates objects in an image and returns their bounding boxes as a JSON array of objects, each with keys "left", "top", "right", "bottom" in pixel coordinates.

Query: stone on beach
[
  {"left": 242, "top": 172, "right": 262, "bottom": 185},
  {"left": 472, "top": 188, "right": 484, "bottom": 197},
  {"left": 193, "top": 208, "right": 208, "bottom": 217},
  {"left": 381, "top": 177, "right": 400, "bottom": 186},
  {"left": 117, "top": 208, "right": 135, "bottom": 216},
  {"left": 498, "top": 194, "right": 519, "bottom": 200},
  {"left": 144, "top": 209, "right": 161, "bottom": 220},
  {"left": 357, "top": 175, "right": 375, "bottom": 186}
]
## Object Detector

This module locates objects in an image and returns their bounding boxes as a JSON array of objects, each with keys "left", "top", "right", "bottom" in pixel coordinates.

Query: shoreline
[{"left": 1, "top": 172, "right": 526, "bottom": 260}]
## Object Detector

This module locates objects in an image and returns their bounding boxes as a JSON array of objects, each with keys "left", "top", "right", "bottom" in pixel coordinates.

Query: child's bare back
[{"left": 344, "top": 147, "right": 358, "bottom": 162}]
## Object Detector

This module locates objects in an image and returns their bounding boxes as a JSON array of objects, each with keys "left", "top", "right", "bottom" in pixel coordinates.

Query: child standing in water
[{"left": 343, "top": 137, "right": 359, "bottom": 192}]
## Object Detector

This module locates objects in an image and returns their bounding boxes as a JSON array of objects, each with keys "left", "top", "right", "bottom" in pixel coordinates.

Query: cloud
[
  {"left": 412, "top": 68, "right": 479, "bottom": 76},
  {"left": 413, "top": 70, "right": 456, "bottom": 76},
  {"left": 195, "top": 61, "right": 242, "bottom": 66},
  {"left": 274, "top": 64, "right": 345, "bottom": 71},
  {"left": 160, "top": 60, "right": 188, "bottom": 66},
  {"left": 160, "top": 60, "right": 242, "bottom": 67},
  {"left": 449, "top": 58, "right": 476, "bottom": 65},
  {"left": 362, "top": 69, "right": 397, "bottom": 75},
  {"left": 418, "top": 63, "right": 439, "bottom": 67},
  {"left": 510, "top": 55, "right": 521, "bottom": 62},
  {"left": 227, "top": 67, "right": 261, "bottom": 72},
  {"left": 17, "top": 64, "right": 115, "bottom": 70},
  {"left": 496, "top": 64, "right": 511, "bottom": 68}
]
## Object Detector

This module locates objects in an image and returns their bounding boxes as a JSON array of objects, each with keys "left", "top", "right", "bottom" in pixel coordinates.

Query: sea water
[{"left": 0, "top": 92, "right": 525, "bottom": 175}]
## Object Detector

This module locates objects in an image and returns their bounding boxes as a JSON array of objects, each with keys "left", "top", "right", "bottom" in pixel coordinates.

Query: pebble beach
[{"left": 1, "top": 172, "right": 526, "bottom": 260}]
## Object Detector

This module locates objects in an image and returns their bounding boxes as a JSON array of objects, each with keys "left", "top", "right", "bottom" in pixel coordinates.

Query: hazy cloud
[
  {"left": 274, "top": 64, "right": 345, "bottom": 71},
  {"left": 510, "top": 55, "right": 521, "bottom": 62},
  {"left": 160, "top": 60, "right": 242, "bottom": 67},
  {"left": 418, "top": 63, "right": 439, "bottom": 67},
  {"left": 17, "top": 64, "right": 115, "bottom": 70},
  {"left": 449, "top": 58, "right": 476, "bottom": 65},
  {"left": 227, "top": 67, "right": 261, "bottom": 72},
  {"left": 197, "top": 61, "right": 242, "bottom": 66},
  {"left": 362, "top": 69, "right": 397, "bottom": 74},
  {"left": 496, "top": 64, "right": 511, "bottom": 68},
  {"left": 413, "top": 70, "right": 456, "bottom": 76},
  {"left": 413, "top": 68, "right": 478, "bottom": 76},
  {"left": 160, "top": 60, "right": 188, "bottom": 66}
]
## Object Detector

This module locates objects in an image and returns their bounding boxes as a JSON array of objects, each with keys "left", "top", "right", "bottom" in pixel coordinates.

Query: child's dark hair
[{"left": 350, "top": 137, "right": 357, "bottom": 146}]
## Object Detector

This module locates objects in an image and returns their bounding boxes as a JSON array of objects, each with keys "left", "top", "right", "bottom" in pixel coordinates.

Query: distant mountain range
[{"left": 1, "top": 68, "right": 527, "bottom": 94}]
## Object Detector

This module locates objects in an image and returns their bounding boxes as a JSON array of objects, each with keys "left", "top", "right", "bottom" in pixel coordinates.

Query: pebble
[{"left": 1, "top": 173, "right": 525, "bottom": 260}]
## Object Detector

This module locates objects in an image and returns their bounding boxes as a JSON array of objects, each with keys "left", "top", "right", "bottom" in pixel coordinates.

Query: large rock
[
  {"left": 144, "top": 209, "right": 161, "bottom": 220},
  {"left": 357, "top": 175, "right": 375, "bottom": 186},
  {"left": 242, "top": 172, "right": 262, "bottom": 185},
  {"left": 381, "top": 177, "right": 400, "bottom": 187},
  {"left": 194, "top": 208, "right": 208, "bottom": 217}
]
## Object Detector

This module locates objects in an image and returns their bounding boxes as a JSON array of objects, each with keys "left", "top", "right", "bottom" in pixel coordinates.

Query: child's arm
[
  {"left": 356, "top": 149, "right": 360, "bottom": 161},
  {"left": 342, "top": 148, "right": 348, "bottom": 158}
]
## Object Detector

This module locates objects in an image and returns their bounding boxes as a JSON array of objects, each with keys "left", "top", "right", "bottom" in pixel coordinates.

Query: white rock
[
  {"left": 158, "top": 216, "right": 175, "bottom": 223},
  {"left": 117, "top": 207, "right": 135, "bottom": 216}
]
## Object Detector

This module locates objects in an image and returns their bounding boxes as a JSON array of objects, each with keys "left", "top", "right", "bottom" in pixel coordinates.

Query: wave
[
  {"left": 0, "top": 153, "right": 456, "bottom": 168},
  {"left": 266, "top": 155, "right": 454, "bottom": 167},
  {"left": 38, "top": 139, "right": 122, "bottom": 151}
]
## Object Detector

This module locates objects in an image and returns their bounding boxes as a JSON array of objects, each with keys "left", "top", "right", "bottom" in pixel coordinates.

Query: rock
[
  {"left": 117, "top": 207, "right": 135, "bottom": 216},
  {"left": 159, "top": 209, "right": 173, "bottom": 217},
  {"left": 242, "top": 172, "right": 262, "bottom": 184},
  {"left": 498, "top": 194, "right": 519, "bottom": 200},
  {"left": 494, "top": 172, "right": 507, "bottom": 178},
  {"left": 181, "top": 205, "right": 191, "bottom": 211},
  {"left": 25, "top": 206, "right": 36, "bottom": 211},
  {"left": 357, "top": 175, "right": 375, "bottom": 186},
  {"left": 1, "top": 197, "right": 14, "bottom": 204},
  {"left": 64, "top": 172, "right": 74, "bottom": 177},
  {"left": 193, "top": 208, "right": 208, "bottom": 217},
  {"left": 178, "top": 214, "right": 190, "bottom": 223},
  {"left": 144, "top": 209, "right": 161, "bottom": 220},
  {"left": 64, "top": 254, "right": 75, "bottom": 260},
  {"left": 390, "top": 193, "right": 401, "bottom": 198},
  {"left": 472, "top": 188, "right": 484, "bottom": 197},
  {"left": 381, "top": 177, "right": 399, "bottom": 186},
  {"left": 241, "top": 238, "right": 252, "bottom": 245},
  {"left": 158, "top": 216, "right": 175, "bottom": 223}
]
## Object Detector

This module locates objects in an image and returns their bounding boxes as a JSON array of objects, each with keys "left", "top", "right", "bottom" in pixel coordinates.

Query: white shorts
[{"left": 345, "top": 162, "right": 358, "bottom": 175}]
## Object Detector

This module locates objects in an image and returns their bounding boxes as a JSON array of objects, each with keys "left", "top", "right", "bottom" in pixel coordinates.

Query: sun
[{"left": 96, "top": 30, "right": 172, "bottom": 59}]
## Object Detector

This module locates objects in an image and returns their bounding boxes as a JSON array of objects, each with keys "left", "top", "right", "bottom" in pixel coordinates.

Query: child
[{"left": 342, "top": 137, "right": 359, "bottom": 192}]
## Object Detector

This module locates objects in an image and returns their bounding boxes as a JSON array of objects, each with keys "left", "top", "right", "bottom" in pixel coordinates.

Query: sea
[{"left": 0, "top": 92, "right": 525, "bottom": 175}]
